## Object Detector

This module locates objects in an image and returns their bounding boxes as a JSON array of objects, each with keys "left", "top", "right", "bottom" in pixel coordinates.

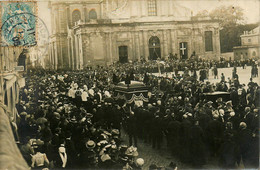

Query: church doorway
[
  {"left": 179, "top": 42, "right": 188, "bottom": 60},
  {"left": 149, "top": 36, "right": 161, "bottom": 60},
  {"left": 119, "top": 46, "right": 128, "bottom": 63}
]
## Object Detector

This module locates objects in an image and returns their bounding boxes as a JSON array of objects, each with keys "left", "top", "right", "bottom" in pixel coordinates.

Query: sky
[{"left": 38, "top": 0, "right": 260, "bottom": 33}]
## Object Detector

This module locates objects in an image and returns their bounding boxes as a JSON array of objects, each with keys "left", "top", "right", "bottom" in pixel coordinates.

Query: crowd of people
[{"left": 14, "top": 59, "right": 259, "bottom": 169}]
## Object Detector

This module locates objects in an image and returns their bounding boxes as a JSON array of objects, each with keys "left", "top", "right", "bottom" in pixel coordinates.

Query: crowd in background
[{"left": 14, "top": 59, "right": 259, "bottom": 169}]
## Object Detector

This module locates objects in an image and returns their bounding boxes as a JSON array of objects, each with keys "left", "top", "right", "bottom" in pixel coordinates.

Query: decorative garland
[{"left": 114, "top": 92, "right": 148, "bottom": 104}]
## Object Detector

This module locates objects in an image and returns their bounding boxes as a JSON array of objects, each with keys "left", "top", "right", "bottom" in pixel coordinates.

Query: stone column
[
  {"left": 135, "top": 32, "right": 140, "bottom": 61},
  {"left": 143, "top": 30, "right": 149, "bottom": 61},
  {"left": 170, "top": 29, "right": 176, "bottom": 55},
  {"left": 130, "top": 31, "right": 136, "bottom": 61},
  {"left": 66, "top": 6, "right": 70, "bottom": 28},
  {"left": 78, "top": 34, "right": 83, "bottom": 69},
  {"left": 67, "top": 37, "right": 71, "bottom": 69},
  {"left": 84, "top": 6, "right": 87, "bottom": 21},
  {"left": 100, "top": 1, "right": 103, "bottom": 18},
  {"left": 104, "top": 33, "right": 109, "bottom": 64},
  {"left": 54, "top": 43, "right": 58, "bottom": 70},
  {"left": 60, "top": 37, "right": 64, "bottom": 69},
  {"left": 139, "top": 31, "right": 144, "bottom": 58},
  {"left": 214, "top": 28, "right": 220, "bottom": 57},
  {"left": 73, "top": 36, "right": 77, "bottom": 70},
  {"left": 109, "top": 32, "right": 114, "bottom": 63},
  {"left": 76, "top": 35, "right": 80, "bottom": 69},
  {"left": 163, "top": 30, "right": 168, "bottom": 58}
]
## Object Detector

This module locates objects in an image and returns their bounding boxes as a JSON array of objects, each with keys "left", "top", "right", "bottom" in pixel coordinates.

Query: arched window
[
  {"left": 149, "top": 36, "right": 161, "bottom": 60},
  {"left": 148, "top": 0, "right": 157, "bottom": 16},
  {"left": 89, "top": 9, "right": 97, "bottom": 19},
  {"left": 72, "top": 10, "right": 81, "bottom": 24},
  {"left": 252, "top": 51, "right": 256, "bottom": 56}
]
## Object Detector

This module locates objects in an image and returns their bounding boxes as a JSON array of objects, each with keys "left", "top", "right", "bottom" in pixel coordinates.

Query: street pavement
[
  {"left": 153, "top": 66, "right": 260, "bottom": 87},
  {"left": 120, "top": 66, "right": 259, "bottom": 169}
]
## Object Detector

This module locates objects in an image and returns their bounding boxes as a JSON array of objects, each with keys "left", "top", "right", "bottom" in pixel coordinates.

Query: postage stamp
[{"left": 0, "top": 0, "right": 38, "bottom": 47}]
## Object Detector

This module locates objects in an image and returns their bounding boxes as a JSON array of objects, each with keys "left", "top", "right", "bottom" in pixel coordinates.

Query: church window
[
  {"left": 252, "top": 51, "right": 256, "bottom": 56},
  {"left": 205, "top": 31, "right": 213, "bottom": 52},
  {"left": 248, "top": 39, "right": 251, "bottom": 43},
  {"left": 72, "top": 10, "right": 81, "bottom": 24},
  {"left": 148, "top": 0, "right": 157, "bottom": 16},
  {"left": 89, "top": 9, "right": 97, "bottom": 19}
]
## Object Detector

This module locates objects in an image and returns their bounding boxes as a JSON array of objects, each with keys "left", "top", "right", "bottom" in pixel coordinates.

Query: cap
[
  {"left": 230, "top": 112, "right": 235, "bottom": 117},
  {"left": 239, "top": 122, "right": 247, "bottom": 129},
  {"left": 136, "top": 158, "right": 144, "bottom": 167}
]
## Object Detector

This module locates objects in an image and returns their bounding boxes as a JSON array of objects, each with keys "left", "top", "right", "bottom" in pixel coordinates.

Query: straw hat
[{"left": 86, "top": 140, "right": 96, "bottom": 149}]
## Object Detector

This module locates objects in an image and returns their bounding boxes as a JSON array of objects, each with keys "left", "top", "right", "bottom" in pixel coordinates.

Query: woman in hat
[
  {"left": 53, "top": 144, "right": 67, "bottom": 169},
  {"left": 20, "top": 137, "right": 35, "bottom": 165},
  {"left": 31, "top": 146, "right": 50, "bottom": 169},
  {"left": 132, "top": 158, "right": 144, "bottom": 170}
]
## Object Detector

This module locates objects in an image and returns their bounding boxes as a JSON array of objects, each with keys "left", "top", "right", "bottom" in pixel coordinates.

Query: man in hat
[
  {"left": 190, "top": 121, "right": 206, "bottom": 168},
  {"left": 112, "top": 105, "right": 123, "bottom": 132},
  {"left": 20, "top": 137, "right": 35, "bottom": 165},
  {"left": 132, "top": 158, "right": 144, "bottom": 170},
  {"left": 79, "top": 140, "right": 97, "bottom": 168},
  {"left": 126, "top": 110, "right": 138, "bottom": 147},
  {"left": 151, "top": 111, "right": 164, "bottom": 149},
  {"left": 53, "top": 144, "right": 67, "bottom": 168},
  {"left": 230, "top": 88, "right": 239, "bottom": 108},
  {"left": 64, "top": 133, "right": 77, "bottom": 168},
  {"left": 237, "top": 122, "right": 253, "bottom": 168},
  {"left": 166, "top": 113, "right": 181, "bottom": 156},
  {"left": 205, "top": 114, "right": 225, "bottom": 157},
  {"left": 220, "top": 73, "right": 225, "bottom": 83}
]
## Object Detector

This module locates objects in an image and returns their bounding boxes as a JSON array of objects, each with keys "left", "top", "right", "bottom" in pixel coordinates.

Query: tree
[
  {"left": 195, "top": 5, "right": 257, "bottom": 53},
  {"left": 209, "top": 5, "right": 245, "bottom": 28},
  {"left": 195, "top": 10, "right": 209, "bottom": 18}
]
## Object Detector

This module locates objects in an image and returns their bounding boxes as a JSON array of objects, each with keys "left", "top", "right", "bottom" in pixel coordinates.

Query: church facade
[{"left": 48, "top": 0, "right": 221, "bottom": 70}]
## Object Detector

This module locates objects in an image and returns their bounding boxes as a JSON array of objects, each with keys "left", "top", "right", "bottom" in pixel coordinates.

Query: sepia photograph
[{"left": 0, "top": 0, "right": 259, "bottom": 169}]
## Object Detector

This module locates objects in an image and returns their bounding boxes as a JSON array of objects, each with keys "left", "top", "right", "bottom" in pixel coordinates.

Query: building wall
[
  {"left": 241, "top": 34, "right": 259, "bottom": 46},
  {"left": 233, "top": 26, "right": 260, "bottom": 61},
  {"left": 233, "top": 47, "right": 259, "bottom": 60},
  {"left": 241, "top": 26, "right": 259, "bottom": 46},
  {"left": 0, "top": 106, "right": 29, "bottom": 170},
  {"left": 233, "top": 48, "right": 249, "bottom": 60},
  {"left": 49, "top": 0, "right": 221, "bottom": 69},
  {"left": 71, "top": 21, "right": 220, "bottom": 68},
  {"left": 248, "top": 47, "right": 259, "bottom": 59},
  {"left": 0, "top": 47, "right": 24, "bottom": 71}
]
